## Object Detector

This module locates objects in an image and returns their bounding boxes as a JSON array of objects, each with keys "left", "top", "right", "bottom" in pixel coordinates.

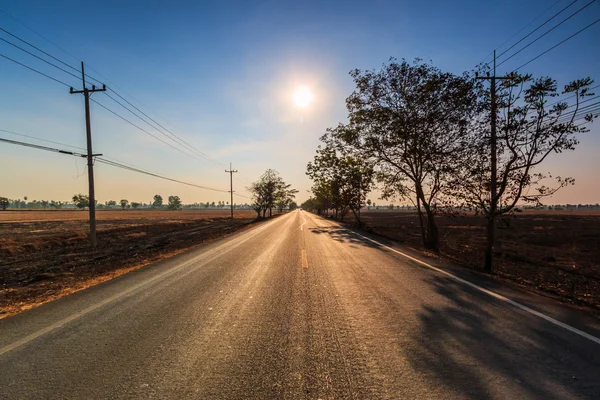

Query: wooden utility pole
[
  {"left": 70, "top": 62, "right": 106, "bottom": 248},
  {"left": 225, "top": 163, "right": 238, "bottom": 219},
  {"left": 475, "top": 51, "right": 510, "bottom": 272}
]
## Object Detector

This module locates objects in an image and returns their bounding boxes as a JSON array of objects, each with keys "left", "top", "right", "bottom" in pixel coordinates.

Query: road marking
[
  {"left": 302, "top": 250, "right": 308, "bottom": 269},
  {"left": 0, "top": 213, "right": 293, "bottom": 357},
  {"left": 311, "top": 215, "right": 600, "bottom": 346}
]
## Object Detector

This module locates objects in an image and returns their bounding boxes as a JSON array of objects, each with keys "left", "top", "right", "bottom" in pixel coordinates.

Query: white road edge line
[
  {"left": 313, "top": 214, "right": 600, "bottom": 346},
  {"left": 0, "top": 214, "right": 291, "bottom": 357}
]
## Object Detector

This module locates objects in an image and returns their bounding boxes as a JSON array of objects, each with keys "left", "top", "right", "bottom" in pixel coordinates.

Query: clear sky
[{"left": 1, "top": 0, "right": 599, "bottom": 205}]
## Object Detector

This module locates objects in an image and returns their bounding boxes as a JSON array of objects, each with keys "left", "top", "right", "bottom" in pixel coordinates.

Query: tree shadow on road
[
  {"left": 309, "top": 227, "right": 381, "bottom": 249},
  {"left": 402, "top": 274, "right": 600, "bottom": 399}
]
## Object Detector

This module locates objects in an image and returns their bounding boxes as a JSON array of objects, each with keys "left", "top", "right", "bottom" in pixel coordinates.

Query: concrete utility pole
[
  {"left": 70, "top": 62, "right": 106, "bottom": 249},
  {"left": 475, "top": 50, "right": 511, "bottom": 272},
  {"left": 225, "top": 163, "right": 238, "bottom": 219}
]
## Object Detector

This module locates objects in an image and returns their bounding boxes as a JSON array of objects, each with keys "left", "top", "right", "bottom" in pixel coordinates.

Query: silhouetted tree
[
  {"left": 72, "top": 194, "right": 89, "bottom": 210},
  {"left": 450, "top": 74, "right": 596, "bottom": 271},
  {"left": 168, "top": 195, "right": 182, "bottom": 210},
  {"left": 152, "top": 195, "right": 163, "bottom": 209},
  {"left": 325, "top": 58, "right": 477, "bottom": 247}
]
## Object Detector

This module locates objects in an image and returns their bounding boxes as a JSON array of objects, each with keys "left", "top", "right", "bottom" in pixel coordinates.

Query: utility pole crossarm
[{"left": 225, "top": 162, "right": 238, "bottom": 219}]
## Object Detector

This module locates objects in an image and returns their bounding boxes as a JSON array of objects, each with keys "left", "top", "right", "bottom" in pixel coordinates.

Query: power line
[
  {"left": 0, "top": 136, "right": 86, "bottom": 157},
  {"left": 0, "top": 135, "right": 231, "bottom": 194},
  {"left": 105, "top": 88, "right": 224, "bottom": 168},
  {"left": 546, "top": 83, "right": 599, "bottom": 108},
  {"left": 556, "top": 99, "right": 600, "bottom": 123},
  {"left": 102, "top": 91, "right": 220, "bottom": 166},
  {"left": 89, "top": 98, "right": 203, "bottom": 159},
  {"left": 1, "top": 10, "right": 244, "bottom": 183},
  {"left": 0, "top": 26, "right": 79, "bottom": 72},
  {"left": 96, "top": 158, "right": 229, "bottom": 193},
  {"left": 0, "top": 52, "right": 71, "bottom": 86},
  {"left": 0, "top": 36, "right": 81, "bottom": 80},
  {"left": 0, "top": 128, "right": 86, "bottom": 151},
  {"left": 0, "top": 8, "right": 82, "bottom": 64},
  {"left": 479, "top": 0, "right": 565, "bottom": 65},
  {"left": 513, "top": 16, "right": 600, "bottom": 72},
  {"left": 496, "top": 0, "right": 596, "bottom": 69},
  {"left": 496, "top": 0, "right": 582, "bottom": 61},
  {"left": 1, "top": 8, "right": 232, "bottom": 173}
]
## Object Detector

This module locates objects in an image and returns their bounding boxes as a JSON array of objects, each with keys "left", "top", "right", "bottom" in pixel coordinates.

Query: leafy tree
[
  {"left": 0, "top": 197, "right": 8, "bottom": 211},
  {"left": 120, "top": 199, "right": 129, "bottom": 209},
  {"left": 249, "top": 169, "right": 296, "bottom": 217},
  {"left": 152, "top": 194, "right": 163, "bottom": 208},
  {"left": 72, "top": 194, "right": 90, "bottom": 210},
  {"left": 168, "top": 195, "right": 182, "bottom": 210},
  {"left": 451, "top": 74, "right": 596, "bottom": 271},
  {"left": 326, "top": 58, "right": 477, "bottom": 250},
  {"left": 106, "top": 200, "right": 117, "bottom": 208},
  {"left": 307, "top": 143, "right": 374, "bottom": 224},
  {"left": 131, "top": 202, "right": 141, "bottom": 209},
  {"left": 40, "top": 200, "right": 49, "bottom": 209}
]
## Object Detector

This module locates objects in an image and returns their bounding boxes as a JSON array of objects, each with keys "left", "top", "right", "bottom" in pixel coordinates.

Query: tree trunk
[
  {"left": 351, "top": 208, "right": 361, "bottom": 227},
  {"left": 415, "top": 184, "right": 439, "bottom": 252},
  {"left": 424, "top": 207, "right": 439, "bottom": 252},
  {"left": 416, "top": 195, "right": 427, "bottom": 247},
  {"left": 484, "top": 215, "right": 495, "bottom": 272}
]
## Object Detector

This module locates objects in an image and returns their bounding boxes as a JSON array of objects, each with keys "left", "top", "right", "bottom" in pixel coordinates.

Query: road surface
[{"left": 1, "top": 210, "right": 599, "bottom": 399}]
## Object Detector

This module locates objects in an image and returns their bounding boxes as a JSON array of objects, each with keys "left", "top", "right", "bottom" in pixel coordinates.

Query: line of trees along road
[{"left": 303, "top": 58, "right": 597, "bottom": 272}]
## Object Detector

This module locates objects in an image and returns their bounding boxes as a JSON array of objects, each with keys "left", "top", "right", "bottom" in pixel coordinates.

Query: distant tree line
[
  {"left": 0, "top": 194, "right": 259, "bottom": 211},
  {"left": 303, "top": 57, "right": 597, "bottom": 272}
]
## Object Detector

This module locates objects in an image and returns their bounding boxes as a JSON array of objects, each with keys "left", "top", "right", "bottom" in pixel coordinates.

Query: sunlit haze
[{"left": 293, "top": 86, "right": 314, "bottom": 108}]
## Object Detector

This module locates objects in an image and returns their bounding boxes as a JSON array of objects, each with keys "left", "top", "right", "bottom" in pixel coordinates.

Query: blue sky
[{"left": 1, "top": 0, "right": 599, "bottom": 204}]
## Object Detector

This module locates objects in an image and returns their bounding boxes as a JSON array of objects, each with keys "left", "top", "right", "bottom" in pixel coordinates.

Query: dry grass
[
  {"left": 0, "top": 209, "right": 262, "bottom": 318},
  {"left": 352, "top": 209, "right": 600, "bottom": 309}
]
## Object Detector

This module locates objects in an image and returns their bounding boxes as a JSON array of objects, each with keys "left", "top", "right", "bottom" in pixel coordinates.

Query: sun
[{"left": 292, "top": 86, "right": 314, "bottom": 108}]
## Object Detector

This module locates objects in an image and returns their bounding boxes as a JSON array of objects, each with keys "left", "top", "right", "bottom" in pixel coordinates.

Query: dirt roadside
[{"left": 0, "top": 210, "right": 269, "bottom": 319}]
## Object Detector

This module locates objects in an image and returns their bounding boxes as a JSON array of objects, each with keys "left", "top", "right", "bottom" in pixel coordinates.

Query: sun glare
[{"left": 293, "top": 86, "right": 314, "bottom": 108}]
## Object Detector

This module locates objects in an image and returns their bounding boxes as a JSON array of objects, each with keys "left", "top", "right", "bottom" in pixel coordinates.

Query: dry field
[
  {"left": 354, "top": 209, "right": 600, "bottom": 309},
  {"left": 0, "top": 209, "right": 259, "bottom": 318}
]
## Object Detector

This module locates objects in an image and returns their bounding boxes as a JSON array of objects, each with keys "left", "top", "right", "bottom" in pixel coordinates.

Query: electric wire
[
  {"left": 0, "top": 52, "right": 71, "bottom": 87},
  {"left": 513, "top": 16, "right": 600, "bottom": 72},
  {"left": 105, "top": 88, "right": 224, "bottom": 168},
  {"left": 1, "top": 12, "right": 256, "bottom": 190},
  {"left": 89, "top": 98, "right": 204, "bottom": 160},
  {"left": 496, "top": 0, "right": 583, "bottom": 61},
  {"left": 0, "top": 26, "right": 79, "bottom": 72},
  {"left": 479, "top": 0, "right": 564, "bottom": 65},
  {"left": 0, "top": 8, "right": 81, "bottom": 64},
  {"left": 0, "top": 128, "right": 86, "bottom": 151},
  {"left": 0, "top": 36, "right": 81, "bottom": 80},
  {"left": 95, "top": 158, "right": 230, "bottom": 193},
  {"left": 0, "top": 136, "right": 86, "bottom": 157},
  {"left": 496, "top": 0, "right": 596, "bottom": 68},
  {"left": 0, "top": 136, "right": 232, "bottom": 194}
]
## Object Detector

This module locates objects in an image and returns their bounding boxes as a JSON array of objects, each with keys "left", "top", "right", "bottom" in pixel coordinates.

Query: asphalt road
[{"left": 1, "top": 210, "right": 600, "bottom": 399}]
